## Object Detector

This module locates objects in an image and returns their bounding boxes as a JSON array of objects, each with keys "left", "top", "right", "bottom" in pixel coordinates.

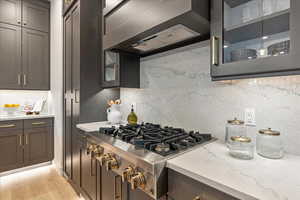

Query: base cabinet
[
  {"left": 81, "top": 139, "right": 97, "bottom": 200},
  {"left": 168, "top": 169, "right": 239, "bottom": 200},
  {"left": 24, "top": 127, "right": 53, "bottom": 166},
  {"left": 0, "top": 118, "right": 54, "bottom": 173},
  {"left": 0, "top": 128, "right": 23, "bottom": 172}
]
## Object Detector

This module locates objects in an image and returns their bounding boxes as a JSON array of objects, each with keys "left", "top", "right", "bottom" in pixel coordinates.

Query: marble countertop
[
  {"left": 76, "top": 121, "right": 125, "bottom": 132},
  {"left": 0, "top": 113, "right": 55, "bottom": 121},
  {"left": 167, "top": 141, "right": 300, "bottom": 200},
  {"left": 76, "top": 121, "right": 300, "bottom": 200}
]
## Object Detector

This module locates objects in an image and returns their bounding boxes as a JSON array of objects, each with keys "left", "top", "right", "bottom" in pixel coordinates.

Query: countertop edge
[{"left": 0, "top": 114, "right": 55, "bottom": 121}]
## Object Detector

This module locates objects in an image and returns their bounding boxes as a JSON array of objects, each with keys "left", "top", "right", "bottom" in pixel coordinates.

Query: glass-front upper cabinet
[
  {"left": 211, "top": 0, "right": 300, "bottom": 80},
  {"left": 102, "top": 50, "right": 120, "bottom": 88}
]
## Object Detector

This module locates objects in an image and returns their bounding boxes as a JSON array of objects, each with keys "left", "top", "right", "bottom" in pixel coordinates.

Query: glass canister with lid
[
  {"left": 229, "top": 136, "right": 254, "bottom": 160},
  {"left": 256, "top": 128, "right": 284, "bottom": 159},
  {"left": 225, "top": 118, "right": 246, "bottom": 147}
]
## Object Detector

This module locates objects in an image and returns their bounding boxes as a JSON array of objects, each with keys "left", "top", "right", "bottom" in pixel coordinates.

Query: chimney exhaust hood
[{"left": 103, "top": 0, "right": 210, "bottom": 57}]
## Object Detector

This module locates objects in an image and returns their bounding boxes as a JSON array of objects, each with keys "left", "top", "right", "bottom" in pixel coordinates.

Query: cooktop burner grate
[{"left": 99, "top": 123, "right": 212, "bottom": 156}]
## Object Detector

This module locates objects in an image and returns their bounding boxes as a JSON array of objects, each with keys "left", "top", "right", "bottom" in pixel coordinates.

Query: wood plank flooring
[{"left": 0, "top": 165, "right": 80, "bottom": 200}]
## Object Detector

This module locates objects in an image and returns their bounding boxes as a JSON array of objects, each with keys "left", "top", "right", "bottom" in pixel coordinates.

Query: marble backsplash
[
  {"left": 120, "top": 42, "right": 300, "bottom": 155},
  {"left": 0, "top": 90, "right": 51, "bottom": 115}
]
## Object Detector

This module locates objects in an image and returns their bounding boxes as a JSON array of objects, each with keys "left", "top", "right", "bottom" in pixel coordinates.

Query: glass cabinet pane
[
  {"left": 104, "top": 51, "right": 118, "bottom": 82},
  {"left": 223, "top": 0, "right": 290, "bottom": 64}
]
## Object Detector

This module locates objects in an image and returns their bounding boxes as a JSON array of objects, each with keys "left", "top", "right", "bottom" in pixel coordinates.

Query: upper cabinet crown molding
[{"left": 210, "top": 0, "right": 300, "bottom": 80}]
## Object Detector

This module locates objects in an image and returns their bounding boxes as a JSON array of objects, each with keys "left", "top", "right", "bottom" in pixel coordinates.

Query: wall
[
  {"left": 120, "top": 41, "right": 300, "bottom": 155},
  {"left": 50, "top": 0, "right": 64, "bottom": 172}
]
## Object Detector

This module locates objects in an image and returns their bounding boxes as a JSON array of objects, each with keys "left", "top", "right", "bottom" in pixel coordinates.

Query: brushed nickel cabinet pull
[
  {"left": 211, "top": 36, "right": 219, "bottom": 66},
  {"left": 32, "top": 122, "right": 46, "bottom": 126},
  {"left": 23, "top": 74, "right": 27, "bottom": 85},
  {"left": 25, "top": 135, "right": 29, "bottom": 145},
  {"left": 0, "top": 124, "right": 16, "bottom": 128},
  {"left": 19, "top": 135, "right": 22, "bottom": 146},
  {"left": 75, "top": 89, "right": 80, "bottom": 103},
  {"left": 18, "top": 74, "right": 21, "bottom": 85}
]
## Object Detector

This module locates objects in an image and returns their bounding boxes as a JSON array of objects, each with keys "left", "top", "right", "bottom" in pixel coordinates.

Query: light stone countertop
[
  {"left": 167, "top": 141, "right": 300, "bottom": 200},
  {"left": 76, "top": 121, "right": 126, "bottom": 132},
  {"left": 0, "top": 113, "right": 55, "bottom": 121},
  {"left": 76, "top": 121, "right": 300, "bottom": 200}
]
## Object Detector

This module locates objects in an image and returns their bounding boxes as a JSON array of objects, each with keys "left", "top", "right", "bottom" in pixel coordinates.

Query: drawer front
[
  {"left": 24, "top": 118, "right": 53, "bottom": 129},
  {"left": 0, "top": 120, "right": 23, "bottom": 132},
  {"left": 168, "top": 169, "right": 239, "bottom": 200}
]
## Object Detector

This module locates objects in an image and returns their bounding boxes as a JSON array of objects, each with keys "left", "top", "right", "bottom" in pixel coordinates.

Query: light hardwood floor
[{"left": 0, "top": 165, "right": 80, "bottom": 200}]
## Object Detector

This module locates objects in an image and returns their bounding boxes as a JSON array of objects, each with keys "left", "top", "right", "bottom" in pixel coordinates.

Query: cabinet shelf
[{"left": 224, "top": 9, "right": 290, "bottom": 44}]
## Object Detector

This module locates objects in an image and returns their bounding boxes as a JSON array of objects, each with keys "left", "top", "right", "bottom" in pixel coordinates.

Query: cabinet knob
[
  {"left": 122, "top": 166, "right": 135, "bottom": 182},
  {"left": 93, "top": 145, "right": 104, "bottom": 157},
  {"left": 106, "top": 156, "right": 119, "bottom": 171},
  {"left": 98, "top": 153, "right": 112, "bottom": 166},
  {"left": 130, "top": 172, "right": 146, "bottom": 190}
]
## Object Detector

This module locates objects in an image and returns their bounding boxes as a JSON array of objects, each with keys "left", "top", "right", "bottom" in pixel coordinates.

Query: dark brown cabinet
[
  {"left": 24, "top": 127, "right": 53, "bottom": 166},
  {"left": 63, "top": 0, "right": 119, "bottom": 189},
  {"left": 102, "top": 51, "right": 140, "bottom": 89},
  {"left": 22, "top": 0, "right": 49, "bottom": 32},
  {"left": 0, "top": 0, "right": 21, "bottom": 26},
  {"left": 0, "top": 0, "right": 50, "bottom": 90},
  {"left": 168, "top": 169, "right": 239, "bottom": 200},
  {"left": 0, "top": 118, "right": 54, "bottom": 173},
  {"left": 0, "top": 23, "right": 22, "bottom": 89},
  {"left": 81, "top": 140, "right": 97, "bottom": 200},
  {"left": 0, "top": 123, "right": 23, "bottom": 172},
  {"left": 22, "top": 28, "right": 49, "bottom": 90},
  {"left": 211, "top": 0, "right": 300, "bottom": 80}
]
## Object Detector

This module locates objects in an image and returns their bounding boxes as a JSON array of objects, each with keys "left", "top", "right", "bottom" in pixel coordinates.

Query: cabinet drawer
[
  {"left": 24, "top": 118, "right": 53, "bottom": 129},
  {"left": 0, "top": 120, "right": 23, "bottom": 132},
  {"left": 168, "top": 169, "right": 239, "bottom": 200}
]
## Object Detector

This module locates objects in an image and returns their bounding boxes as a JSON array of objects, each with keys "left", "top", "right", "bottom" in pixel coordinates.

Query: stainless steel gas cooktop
[{"left": 86, "top": 123, "right": 214, "bottom": 199}]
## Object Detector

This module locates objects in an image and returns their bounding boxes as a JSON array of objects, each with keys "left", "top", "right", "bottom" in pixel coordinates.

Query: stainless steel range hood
[{"left": 103, "top": 0, "right": 210, "bottom": 56}]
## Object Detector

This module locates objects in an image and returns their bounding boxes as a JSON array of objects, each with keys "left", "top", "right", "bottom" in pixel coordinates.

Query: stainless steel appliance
[
  {"left": 85, "top": 123, "right": 213, "bottom": 199},
  {"left": 103, "top": 0, "right": 210, "bottom": 56}
]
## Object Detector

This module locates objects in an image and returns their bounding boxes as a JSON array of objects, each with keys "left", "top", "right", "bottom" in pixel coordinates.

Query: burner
[{"left": 99, "top": 123, "right": 212, "bottom": 156}]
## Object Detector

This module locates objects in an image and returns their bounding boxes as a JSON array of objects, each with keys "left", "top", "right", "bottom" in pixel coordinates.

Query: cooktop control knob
[
  {"left": 106, "top": 156, "right": 119, "bottom": 170},
  {"left": 93, "top": 145, "right": 104, "bottom": 157},
  {"left": 87, "top": 144, "right": 96, "bottom": 155},
  {"left": 122, "top": 166, "right": 135, "bottom": 182},
  {"left": 98, "top": 153, "right": 111, "bottom": 166},
  {"left": 130, "top": 172, "right": 146, "bottom": 190}
]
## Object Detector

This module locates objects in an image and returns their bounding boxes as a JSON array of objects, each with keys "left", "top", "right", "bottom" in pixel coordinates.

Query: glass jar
[
  {"left": 229, "top": 136, "right": 254, "bottom": 160},
  {"left": 225, "top": 118, "right": 246, "bottom": 147},
  {"left": 257, "top": 128, "right": 284, "bottom": 159}
]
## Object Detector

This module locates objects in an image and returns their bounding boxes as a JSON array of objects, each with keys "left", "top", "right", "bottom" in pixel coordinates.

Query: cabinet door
[
  {"left": 0, "top": 0, "right": 21, "bottom": 26},
  {"left": 22, "top": 28, "right": 49, "bottom": 90},
  {"left": 24, "top": 127, "right": 53, "bottom": 166},
  {"left": 72, "top": 131, "right": 84, "bottom": 188},
  {"left": 102, "top": 50, "right": 120, "bottom": 88},
  {"left": 0, "top": 23, "right": 22, "bottom": 89},
  {"left": 81, "top": 141, "right": 97, "bottom": 200},
  {"left": 168, "top": 169, "right": 239, "bottom": 200},
  {"left": 22, "top": 0, "right": 49, "bottom": 32},
  {"left": 0, "top": 130, "right": 23, "bottom": 172},
  {"left": 63, "top": 9, "right": 73, "bottom": 179},
  {"left": 211, "top": 0, "right": 300, "bottom": 80}
]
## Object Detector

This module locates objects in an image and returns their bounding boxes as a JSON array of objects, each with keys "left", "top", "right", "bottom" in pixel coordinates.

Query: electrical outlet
[
  {"left": 245, "top": 108, "right": 256, "bottom": 126},
  {"left": 131, "top": 102, "right": 137, "bottom": 112}
]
